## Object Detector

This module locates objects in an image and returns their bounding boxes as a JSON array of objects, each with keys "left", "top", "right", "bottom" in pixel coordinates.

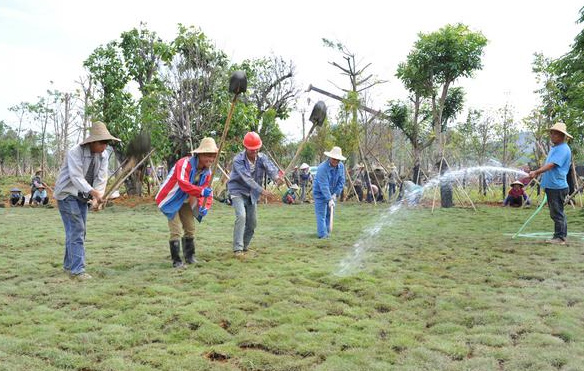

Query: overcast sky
[{"left": 0, "top": 0, "right": 582, "bottom": 141}]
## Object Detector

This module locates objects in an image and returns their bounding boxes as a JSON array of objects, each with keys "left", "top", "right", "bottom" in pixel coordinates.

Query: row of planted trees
[
  {"left": 0, "top": 23, "right": 301, "bottom": 192},
  {"left": 0, "top": 85, "right": 82, "bottom": 176},
  {"left": 3, "top": 8, "right": 583, "bottom": 200}
]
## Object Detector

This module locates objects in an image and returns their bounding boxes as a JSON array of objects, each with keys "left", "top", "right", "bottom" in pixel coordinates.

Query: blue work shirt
[
  {"left": 227, "top": 151, "right": 280, "bottom": 204},
  {"left": 313, "top": 160, "right": 345, "bottom": 201},
  {"left": 541, "top": 142, "right": 571, "bottom": 189}
]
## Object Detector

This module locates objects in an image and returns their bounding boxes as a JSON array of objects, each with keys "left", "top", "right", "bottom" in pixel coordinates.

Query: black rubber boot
[
  {"left": 182, "top": 237, "right": 197, "bottom": 264},
  {"left": 169, "top": 240, "right": 184, "bottom": 268}
]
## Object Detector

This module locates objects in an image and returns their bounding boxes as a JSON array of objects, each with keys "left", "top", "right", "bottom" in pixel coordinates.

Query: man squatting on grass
[
  {"left": 227, "top": 131, "right": 284, "bottom": 259},
  {"left": 53, "top": 121, "right": 121, "bottom": 280},
  {"left": 156, "top": 138, "right": 218, "bottom": 268},
  {"left": 529, "top": 122, "right": 572, "bottom": 245},
  {"left": 313, "top": 146, "right": 346, "bottom": 239}
]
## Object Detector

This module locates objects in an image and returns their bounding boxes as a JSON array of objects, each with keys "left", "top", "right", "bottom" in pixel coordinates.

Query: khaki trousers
[{"left": 168, "top": 203, "right": 195, "bottom": 241}]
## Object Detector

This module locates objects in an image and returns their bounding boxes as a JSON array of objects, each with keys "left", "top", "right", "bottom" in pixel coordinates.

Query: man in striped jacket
[{"left": 156, "top": 137, "right": 218, "bottom": 268}]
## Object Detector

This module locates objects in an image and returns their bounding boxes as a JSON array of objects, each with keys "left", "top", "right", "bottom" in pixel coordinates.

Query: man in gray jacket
[
  {"left": 227, "top": 131, "right": 283, "bottom": 258},
  {"left": 53, "top": 121, "right": 120, "bottom": 280}
]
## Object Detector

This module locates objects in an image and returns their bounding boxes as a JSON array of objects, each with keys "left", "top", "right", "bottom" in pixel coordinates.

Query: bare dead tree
[
  {"left": 75, "top": 74, "right": 93, "bottom": 141},
  {"left": 322, "top": 39, "right": 387, "bottom": 163},
  {"left": 162, "top": 29, "right": 229, "bottom": 167}
]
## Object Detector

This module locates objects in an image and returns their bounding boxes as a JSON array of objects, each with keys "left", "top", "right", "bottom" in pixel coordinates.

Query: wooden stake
[{"left": 358, "top": 142, "right": 377, "bottom": 206}]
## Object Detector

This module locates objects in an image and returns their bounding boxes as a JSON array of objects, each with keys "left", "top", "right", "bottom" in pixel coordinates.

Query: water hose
[{"left": 512, "top": 193, "right": 547, "bottom": 239}]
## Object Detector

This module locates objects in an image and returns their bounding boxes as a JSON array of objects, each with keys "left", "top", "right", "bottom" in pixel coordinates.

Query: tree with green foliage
[
  {"left": 523, "top": 108, "right": 549, "bottom": 168},
  {"left": 396, "top": 23, "right": 485, "bottom": 206},
  {"left": 234, "top": 55, "right": 299, "bottom": 156},
  {"left": 386, "top": 87, "right": 464, "bottom": 184},
  {"left": 163, "top": 24, "right": 230, "bottom": 167},
  {"left": 0, "top": 120, "right": 19, "bottom": 174},
  {"left": 85, "top": 24, "right": 176, "bottom": 195},
  {"left": 84, "top": 41, "right": 136, "bottom": 143},
  {"left": 545, "top": 7, "right": 584, "bottom": 146},
  {"left": 456, "top": 109, "right": 495, "bottom": 195},
  {"left": 397, "top": 23, "right": 487, "bottom": 154}
]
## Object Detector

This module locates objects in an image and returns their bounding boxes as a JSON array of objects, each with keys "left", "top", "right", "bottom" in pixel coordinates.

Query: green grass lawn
[{"left": 1, "top": 200, "right": 584, "bottom": 370}]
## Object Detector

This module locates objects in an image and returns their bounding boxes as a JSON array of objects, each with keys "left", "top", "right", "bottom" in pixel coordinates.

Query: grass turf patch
[{"left": 1, "top": 201, "right": 583, "bottom": 369}]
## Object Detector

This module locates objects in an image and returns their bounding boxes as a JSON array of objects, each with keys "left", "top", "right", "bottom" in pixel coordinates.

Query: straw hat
[
  {"left": 192, "top": 137, "right": 219, "bottom": 154},
  {"left": 80, "top": 121, "right": 121, "bottom": 145},
  {"left": 549, "top": 122, "right": 573, "bottom": 139},
  {"left": 290, "top": 184, "right": 300, "bottom": 190},
  {"left": 510, "top": 180, "right": 524, "bottom": 187},
  {"left": 324, "top": 146, "right": 346, "bottom": 161},
  {"left": 300, "top": 163, "right": 310, "bottom": 170}
]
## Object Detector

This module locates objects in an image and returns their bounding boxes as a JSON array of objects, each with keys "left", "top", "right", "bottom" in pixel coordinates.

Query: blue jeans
[
  {"left": 300, "top": 184, "right": 307, "bottom": 202},
  {"left": 545, "top": 188, "right": 568, "bottom": 240},
  {"left": 58, "top": 196, "right": 88, "bottom": 275},
  {"left": 231, "top": 195, "right": 257, "bottom": 252},
  {"left": 314, "top": 198, "right": 332, "bottom": 238}
]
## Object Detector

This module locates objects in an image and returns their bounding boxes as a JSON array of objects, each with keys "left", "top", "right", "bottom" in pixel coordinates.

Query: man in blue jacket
[
  {"left": 313, "top": 146, "right": 346, "bottom": 239},
  {"left": 529, "top": 122, "right": 572, "bottom": 245},
  {"left": 227, "top": 132, "right": 284, "bottom": 258}
]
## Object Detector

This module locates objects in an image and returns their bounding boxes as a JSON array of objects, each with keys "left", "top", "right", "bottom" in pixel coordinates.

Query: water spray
[{"left": 337, "top": 165, "right": 530, "bottom": 276}]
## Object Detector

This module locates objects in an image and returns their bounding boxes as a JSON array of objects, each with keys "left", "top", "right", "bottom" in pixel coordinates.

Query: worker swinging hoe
[{"left": 191, "top": 70, "right": 248, "bottom": 222}]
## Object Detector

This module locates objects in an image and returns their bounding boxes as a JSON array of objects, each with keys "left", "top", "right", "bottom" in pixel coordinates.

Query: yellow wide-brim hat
[
  {"left": 549, "top": 122, "right": 573, "bottom": 139},
  {"left": 80, "top": 121, "right": 121, "bottom": 145},
  {"left": 192, "top": 137, "right": 219, "bottom": 154}
]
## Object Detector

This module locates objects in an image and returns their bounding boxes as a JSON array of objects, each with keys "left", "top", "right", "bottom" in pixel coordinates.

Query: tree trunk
[{"left": 438, "top": 158, "right": 453, "bottom": 208}]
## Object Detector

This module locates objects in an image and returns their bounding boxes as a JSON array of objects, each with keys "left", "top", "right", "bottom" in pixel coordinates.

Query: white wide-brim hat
[
  {"left": 549, "top": 122, "right": 573, "bottom": 139},
  {"left": 299, "top": 163, "right": 310, "bottom": 170},
  {"left": 192, "top": 137, "right": 219, "bottom": 154},
  {"left": 290, "top": 184, "right": 300, "bottom": 190},
  {"left": 323, "top": 146, "right": 346, "bottom": 161},
  {"left": 80, "top": 121, "right": 121, "bottom": 145}
]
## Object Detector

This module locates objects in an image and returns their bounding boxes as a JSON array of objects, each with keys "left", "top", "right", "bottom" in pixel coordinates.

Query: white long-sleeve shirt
[{"left": 53, "top": 144, "right": 109, "bottom": 200}]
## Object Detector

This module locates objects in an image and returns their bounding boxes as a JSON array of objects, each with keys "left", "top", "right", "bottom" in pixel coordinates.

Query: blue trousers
[
  {"left": 545, "top": 188, "right": 568, "bottom": 240},
  {"left": 231, "top": 195, "right": 257, "bottom": 251},
  {"left": 58, "top": 196, "right": 89, "bottom": 275},
  {"left": 314, "top": 198, "right": 332, "bottom": 238}
]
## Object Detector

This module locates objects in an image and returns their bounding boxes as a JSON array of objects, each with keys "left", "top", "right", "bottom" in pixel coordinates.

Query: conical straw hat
[
  {"left": 549, "top": 122, "right": 573, "bottom": 139},
  {"left": 80, "top": 121, "right": 121, "bottom": 145}
]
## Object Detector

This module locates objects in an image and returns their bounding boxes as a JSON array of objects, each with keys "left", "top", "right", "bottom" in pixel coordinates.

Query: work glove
[
  {"left": 198, "top": 206, "right": 208, "bottom": 217},
  {"left": 328, "top": 198, "right": 335, "bottom": 208},
  {"left": 202, "top": 187, "right": 213, "bottom": 198}
]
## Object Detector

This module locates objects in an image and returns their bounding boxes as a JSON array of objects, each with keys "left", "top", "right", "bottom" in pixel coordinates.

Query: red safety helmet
[{"left": 243, "top": 131, "right": 262, "bottom": 150}]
